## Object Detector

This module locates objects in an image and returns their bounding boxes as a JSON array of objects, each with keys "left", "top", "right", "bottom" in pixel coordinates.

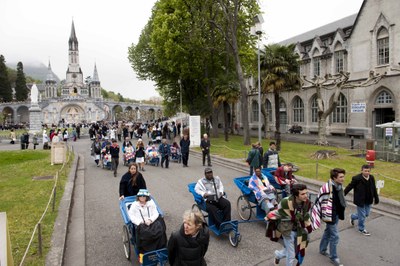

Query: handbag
[{"left": 277, "top": 219, "right": 293, "bottom": 237}]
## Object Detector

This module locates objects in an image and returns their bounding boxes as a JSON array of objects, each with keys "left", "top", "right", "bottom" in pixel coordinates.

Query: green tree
[
  {"left": 260, "top": 44, "right": 301, "bottom": 150},
  {"left": 210, "top": 0, "right": 260, "bottom": 145},
  {"left": 211, "top": 73, "right": 240, "bottom": 141},
  {"left": 0, "top": 55, "right": 13, "bottom": 102},
  {"left": 15, "top": 62, "right": 28, "bottom": 101}
]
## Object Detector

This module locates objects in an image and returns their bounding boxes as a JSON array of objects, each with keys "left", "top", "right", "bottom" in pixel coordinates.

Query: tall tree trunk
[
  {"left": 212, "top": 109, "right": 219, "bottom": 137},
  {"left": 230, "top": 102, "right": 236, "bottom": 135},
  {"left": 317, "top": 115, "right": 328, "bottom": 145},
  {"left": 223, "top": 101, "right": 229, "bottom": 141},
  {"left": 231, "top": 41, "right": 250, "bottom": 145},
  {"left": 273, "top": 92, "right": 281, "bottom": 150},
  {"left": 260, "top": 94, "right": 269, "bottom": 139}
]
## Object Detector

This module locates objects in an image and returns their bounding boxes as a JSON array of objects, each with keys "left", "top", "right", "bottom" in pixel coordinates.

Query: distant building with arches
[
  {"left": 0, "top": 21, "right": 162, "bottom": 126},
  {"left": 244, "top": 0, "right": 399, "bottom": 139}
]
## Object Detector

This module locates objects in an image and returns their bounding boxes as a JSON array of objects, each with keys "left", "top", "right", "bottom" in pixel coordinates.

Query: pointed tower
[
  {"left": 45, "top": 61, "right": 57, "bottom": 98},
  {"left": 63, "top": 20, "right": 87, "bottom": 97},
  {"left": 90, "top": 63, "right": 101, "bottom": 98}
]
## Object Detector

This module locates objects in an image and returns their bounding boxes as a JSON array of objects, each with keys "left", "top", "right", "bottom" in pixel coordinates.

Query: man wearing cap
[{"left": 195, "top": 168, "right": 231, "bottom": 229}]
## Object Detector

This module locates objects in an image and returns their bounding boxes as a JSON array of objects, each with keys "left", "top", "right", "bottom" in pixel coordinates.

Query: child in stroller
[
  {"left": 101, "top": 141, "right": 112, "bottom": 170},
  {"left": 170, "top": 142, "right": 182, "bottom": 163},
  {"left": 123, "top": 142, "right": 136, "bottom": 166},
  {"left": 145, "top": 141, "right": 160, "bottom": 166}
]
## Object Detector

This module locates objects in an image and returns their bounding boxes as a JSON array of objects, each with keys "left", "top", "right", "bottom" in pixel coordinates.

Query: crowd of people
[{"left": 83, "top": 118, "right": 379, "bottom": 266}]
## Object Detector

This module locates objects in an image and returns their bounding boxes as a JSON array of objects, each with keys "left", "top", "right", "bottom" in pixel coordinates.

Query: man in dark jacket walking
[
  {"left": 200, "top": 134, "right": 212, "bottom": 166},
  {"left": 159, "top": 138, "right": 171, "bottom": 168},
  {"left": 110, "top": 139, "right": 120, "bottom": 177},
  {"left": 180, "top": 134, "right": 190, "bottom": 167},
  {"left": 345, "top": 164, "right": 379, "bottom": 236}
]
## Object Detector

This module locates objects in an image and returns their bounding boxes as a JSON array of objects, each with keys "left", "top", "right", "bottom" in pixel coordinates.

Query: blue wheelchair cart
[
  {"left": 234, "top": 168, "right": 283, "bottom": 221},
  {"left": 119, "top": 196, "right": 168, "bottom": 266},
  {"left": 188, "top": 183, "right": 241, "bottom": 247}
]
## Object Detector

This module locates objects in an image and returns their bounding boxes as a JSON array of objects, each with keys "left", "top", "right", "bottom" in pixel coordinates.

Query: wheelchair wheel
[
  {"left": 237, "top": 195, "right": 252, "bottom": 220},
  {"left": 122, "top": 225, "right": 131, "bottom": 260},
  {"left": 229, "top": 231, "right": 241, "bottom": 247}
]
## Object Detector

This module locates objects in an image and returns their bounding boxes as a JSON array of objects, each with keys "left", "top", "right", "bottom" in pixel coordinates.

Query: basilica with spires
[
  {"left": 0, "top": 21, "right": 162, "bottom": 126},
  {"left": 38, "top": 21, "right": 107, "bottom": 124}
]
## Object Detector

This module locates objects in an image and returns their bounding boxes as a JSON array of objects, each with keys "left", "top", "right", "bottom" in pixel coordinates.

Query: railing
[{"left": 18, "top": 145, "right": 74, "bottom": 265}]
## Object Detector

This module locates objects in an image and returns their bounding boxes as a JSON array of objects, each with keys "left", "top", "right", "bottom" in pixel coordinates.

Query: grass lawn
[
  {"left": 201, "top": 135, "right": 400, "bottom": 201},
  {"left": 0, "top": 149, "right": 72, "bottom": 265}
]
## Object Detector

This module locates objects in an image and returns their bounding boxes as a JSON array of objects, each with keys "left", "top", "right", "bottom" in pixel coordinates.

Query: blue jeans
[
  {"left": 319, "top": 216, "right": 339, "bottom": 260},
  {"left": 275, "top": 231, "right": 296, "bottom": 266},
  {"left": 351, "top": 204, "right": 371, "bottom": 231}
]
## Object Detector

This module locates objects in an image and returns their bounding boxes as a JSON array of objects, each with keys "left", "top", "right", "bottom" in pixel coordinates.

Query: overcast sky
[{"left": 0, "top": 0, "right": 363, "bottom": 100}]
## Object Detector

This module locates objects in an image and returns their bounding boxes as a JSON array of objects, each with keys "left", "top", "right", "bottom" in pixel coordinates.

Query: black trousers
[
  {"left": 202, "top": 151, "right": 211, "bottom": 166},
  {"left": 112, "top": 157, "right": 119, "bottom": 176},
  {"left": 205, "top": 197, "right": 231, "bottom": 228},
  {"left": 182, "top": 151, "right": 189, "bottom": 166},
  {"left": 161, "top": 155, "right": 169, "bottom": 168}
]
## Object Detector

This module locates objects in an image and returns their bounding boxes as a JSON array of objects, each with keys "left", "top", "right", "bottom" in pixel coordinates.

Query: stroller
[
  {"left": 145, "top": 145, "right": 160, "bottom": 166},
  {"left": 102, "top": 151, "right": 112, "bottom": 170},
  {"left": 170, "top": 146, "right": 182, "bottom": 163}
]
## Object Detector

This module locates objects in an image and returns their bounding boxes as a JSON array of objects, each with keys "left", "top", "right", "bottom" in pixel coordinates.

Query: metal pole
[
  {"left": 257, "top": 33, "right": 262, "bottom": 144},
  {"left": 179, "top": 79, "right": 183, "bottom": 137}
]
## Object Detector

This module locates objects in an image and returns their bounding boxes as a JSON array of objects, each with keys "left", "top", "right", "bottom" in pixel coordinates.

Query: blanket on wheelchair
[{"left": 136, "top": 216, "right": 167, "bottom": 254}]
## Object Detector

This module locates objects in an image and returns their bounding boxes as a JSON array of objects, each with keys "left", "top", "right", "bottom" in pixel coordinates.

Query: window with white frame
[
  {"left": 377, "top": 27, "right": 389, "bottom": 65},
  {"left": 331, "top": 93, "right": 348, "bottom": 123},
  {"left": 311, "top": 96, "right": 318, "bottom": 123},
  {"left": 265, "top": 99, "right": 272, "bottom": 122},
  {"left": 375, "top": 91, "right": 392, "bottom": 104},
  {"left": 335, "top": 50, "right": 344, "bottom": 73},
  {"left": 252, "top": 101, "right": 259, "bottom": 122},
  {"left": 313, "top": 57, "right": 320, "bottom": 76},
  {"left": 293, "top": 96, "right": 304, "bottom": 123}
]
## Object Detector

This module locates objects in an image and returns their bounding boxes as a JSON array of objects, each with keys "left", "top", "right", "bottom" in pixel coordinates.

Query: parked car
[{"left": 289, "top": 125, "right": 303, "bottom": 134}]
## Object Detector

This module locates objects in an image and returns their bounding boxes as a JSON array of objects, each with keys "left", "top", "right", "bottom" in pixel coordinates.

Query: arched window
[
  {"left": 331, "top": 93, "right": 348, "bottom": 123},
  {"left": 265, "top": 99, "right": 272, "bottom": 122},
  {"left": 375, "top": 90, "right": 392, "bottom": 104},
  {"left": 334, "top": 42, "right": 345, "bottom": 73},
  {"left": 311, "top": 96, "right": 318, "bottom": 123},
  {"left": 293, "top": 96, "right": 304, "bottom": 123},
  {"left": 252, "top": 101, "right": 259, "bottom": 122},
  {"left": 377, "top": 27, "right": 389, "bottom": 65},
  {"left": 312, "top": 48, "right": 321, "bottom": 76}
]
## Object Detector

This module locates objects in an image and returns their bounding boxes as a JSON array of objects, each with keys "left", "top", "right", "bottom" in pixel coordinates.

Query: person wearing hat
[
  {"left": 128, "top": 189, "right": 159, "bottom": 226},
  {"left": 194, "top": 167, "right": 231, "bottom": 229}
]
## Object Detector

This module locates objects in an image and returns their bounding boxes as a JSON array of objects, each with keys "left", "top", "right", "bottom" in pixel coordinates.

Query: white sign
[
  {"left": 0, "top": 212, "right": 14, "bottom": 266},
  {"left": 376, "top": 180, "right": 385, "bottom": 195},
  {"left": 351, "top": 103, "right": 366, "bottom": 113},
  {"left": 189, "top": 116, "right": 201, "bottom": 147},
  {"left": 385, "top": 128, "right": 393, "bottom": 136}
]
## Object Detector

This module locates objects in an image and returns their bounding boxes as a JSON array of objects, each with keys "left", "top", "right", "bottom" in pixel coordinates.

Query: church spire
[
  {"left": 92, "top": 63, "right": 100, "bottom": 82},
  {"left": 68, "top": 20, "right": 78, "bottom": 50},
  {"left": 46, "top": 60, "right": 55, "bottom": 82}
]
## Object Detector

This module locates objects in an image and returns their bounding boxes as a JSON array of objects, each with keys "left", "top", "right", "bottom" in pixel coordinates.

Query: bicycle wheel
[
  {"left": 122, "top": 225, "right": 131, "bottom": 260},
  {"left": 237, "top": 195, "right": 252, "bottom": 220}
]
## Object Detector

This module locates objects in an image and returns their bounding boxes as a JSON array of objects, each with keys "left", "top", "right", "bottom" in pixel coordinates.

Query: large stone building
[
  {"left": 245, "top": 0, "right": 399, "bottom": 140},
  {"left": 0, "top": 22, "right": 162, "bottom": 125}
]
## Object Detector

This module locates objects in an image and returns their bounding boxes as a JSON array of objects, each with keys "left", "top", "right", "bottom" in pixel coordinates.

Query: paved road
[{"left": 59, "top": 136, "right": 399, "bottom": 266}]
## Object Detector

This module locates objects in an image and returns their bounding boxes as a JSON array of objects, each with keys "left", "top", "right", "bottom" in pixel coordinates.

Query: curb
[
  {"left": 191, "top": 150, "right": 400, "bottom": 218},
  {"left": 45, "top": 151, "right": 80, "bottom": 266}
]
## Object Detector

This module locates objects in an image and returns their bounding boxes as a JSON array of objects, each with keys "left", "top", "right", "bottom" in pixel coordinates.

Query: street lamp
[
  {"left": 178, "top": 79, "right": 183, "bottom": 137},
  {"left": 256, "top": 30, "right": 262, "bottom": 144}
]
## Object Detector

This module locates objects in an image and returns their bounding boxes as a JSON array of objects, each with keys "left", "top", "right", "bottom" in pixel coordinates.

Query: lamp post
[
  {"left": 256, "top": 30, "right": 262, "bottom": 144},
  {"left": 178, "top": 79, "right": 183, "bottom": 137}
]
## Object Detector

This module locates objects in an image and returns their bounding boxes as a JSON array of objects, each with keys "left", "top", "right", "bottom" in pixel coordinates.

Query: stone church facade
[
  {"left": 244, "top": 0, "right": 400, "bottom": 140},
  {"left": 0, "top": 22, "right": 162, "bottom": 126}
]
